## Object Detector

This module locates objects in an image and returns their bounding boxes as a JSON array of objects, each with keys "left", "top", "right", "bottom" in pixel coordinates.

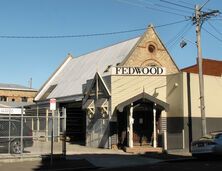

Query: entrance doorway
[
  {"left": 133, "top": 103, "right": 153, "bottom": 146},
  {"left": 116, "top": 92, "right": 169, "bottom": 149},
  {"left": 117, "top": 101, "right": 162, "bottom": 147}
]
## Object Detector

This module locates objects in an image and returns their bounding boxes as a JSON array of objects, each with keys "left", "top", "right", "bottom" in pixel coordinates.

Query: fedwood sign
[{"left": 112, "top": 66, "right": 166, "bottom": 75}]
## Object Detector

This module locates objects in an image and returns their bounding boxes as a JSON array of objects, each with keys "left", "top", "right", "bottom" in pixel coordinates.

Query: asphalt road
[
  {"left": 0, "top": 156, "right": 222, "bottom": 171},
  {"left": 96, "top": 159, "right": 222, "bottom": 171}
]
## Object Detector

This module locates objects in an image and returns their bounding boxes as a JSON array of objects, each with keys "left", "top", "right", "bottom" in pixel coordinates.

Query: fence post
[
  {"left": 8, "top": 110, "right": 11, "bottom": 153},
  {"left": 58, "top": 110, "right": 60, "bottom": 142},
  {"left": 46, "top": 109, "right": 49, "bottom": 142},
  {"left": 37, "top": 106, "right": 39, "bottom": 132},
  {"left": 21, "top": 106, "right": 24, "bottom": 155},
  {"left": 62, "top": 107, "right": 67, "bottom": 158}
]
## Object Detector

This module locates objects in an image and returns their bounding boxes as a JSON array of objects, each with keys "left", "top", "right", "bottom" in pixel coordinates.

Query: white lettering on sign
[
  {"left": 0, "top": 108, "right": 23, "bottom": 115},
  {"left": 112, "top": 66, "right": 166, "bottom": 75},
  {"left": 50, "top": 98, "right": 56, "bottom": 111}
]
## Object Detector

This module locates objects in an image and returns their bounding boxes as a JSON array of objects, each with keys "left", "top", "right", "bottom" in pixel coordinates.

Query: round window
[{"left": 148, "top": 44, "right": 156, "bottom": 53}]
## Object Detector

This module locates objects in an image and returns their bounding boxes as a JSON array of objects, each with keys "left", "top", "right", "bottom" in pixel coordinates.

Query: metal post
[
  {"left": 62, "top": 107, "right": 67, "bottom": 157},
  {"left": 58, "top": 110, "right": 60, "bottom": 142},
  {"left": 153, "top": 107, "right": 157, "bottom": 148},
  {"left": 51, "top": 110, "right": 54, "bottom": 166},
  {"left": 37, "top": 106, "right": 40, "bottom": 132},
  {"left": 195, "top": 4, "right": 207, "bottom": 136},
  {"left": 21, "top": 107, "right": 24, "bottom": 155},
  {"left": 46, "top": 109, "right": 49, "bottom": 142},
  {"left": 8, "top": 110, "right": 11, "bottom": 153}
]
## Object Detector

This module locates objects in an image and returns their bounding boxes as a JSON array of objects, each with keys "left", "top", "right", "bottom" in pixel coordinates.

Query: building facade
[
  {"left": 0, "top": 83, "right": 37, "bottom": 108},
  {"left": 33, "top": 25, "right": 222, "bottom": 151}
]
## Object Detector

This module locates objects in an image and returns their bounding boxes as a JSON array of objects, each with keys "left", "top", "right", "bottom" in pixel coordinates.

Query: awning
[{"left": 116, "top": 92, "right": 169, "bottom": 112}]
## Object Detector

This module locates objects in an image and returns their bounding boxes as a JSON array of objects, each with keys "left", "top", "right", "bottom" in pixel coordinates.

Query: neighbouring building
[
  {"left": 32, "top": 25, "right": 222, "bottom": 151},
  {"left": 0, "top": 83, "right": 37, "bottom": 108}
]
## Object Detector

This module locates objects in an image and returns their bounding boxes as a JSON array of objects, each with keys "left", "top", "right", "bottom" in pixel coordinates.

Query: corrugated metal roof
[
  {"left": 39, "top": 37, "right": 140, "bottom": 100},
  {"left": 0, "top": 83, "right": 37, "bottom": 91}
]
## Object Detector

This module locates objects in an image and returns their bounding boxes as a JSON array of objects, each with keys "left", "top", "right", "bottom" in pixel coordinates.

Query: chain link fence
[{"left": 0, "top": 107, "right": 67, "bottom": 156}]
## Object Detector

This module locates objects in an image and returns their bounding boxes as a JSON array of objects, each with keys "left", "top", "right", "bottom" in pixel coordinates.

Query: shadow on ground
[
  {"left": 32, "top": 151, "right": 196, "bottom": 171},
  {"left": 33, "top": 154, "right": 96, "bottom": 171}
]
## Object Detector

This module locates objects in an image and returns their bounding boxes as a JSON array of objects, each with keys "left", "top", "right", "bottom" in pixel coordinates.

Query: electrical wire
[
  {"left": 155, "top": 3, "right": 191, "bottom": 15},
  {"left": 200, "top": 0, "right": 211, "bottom": 11},
  {"left": 0, "top": 19, "right": 190, "bottom": 39},
  {"left": 159, "top": 0, "right": 195, "bottom": 10},
  {"left": 178, "top": 0, "right": 195, "bottom": 7},
  {"left": 137, "top": 0, "right": 191, "bottom": 15},
  {"left": 165, "top": 22, "right": 191, "bottom": 46},
  {"left": 144, "top": 5, "right": 188, "bottom": 17},
  {"left": 166, "top": 22, "right": 193, "bottom": 49},
  {"left": 207, "top": 20, "right": 222, "bottom": 36},
  {"left": 115, "top": 0, "right": 189, "bottom": 17},
  {"left": 202, "top": 26, "right": 222, "bottom": 43}
]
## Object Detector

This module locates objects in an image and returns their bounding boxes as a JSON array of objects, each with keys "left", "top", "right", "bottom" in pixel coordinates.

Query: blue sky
[{"left": 0, "top": 0, "right": 221, "bottom": 89}]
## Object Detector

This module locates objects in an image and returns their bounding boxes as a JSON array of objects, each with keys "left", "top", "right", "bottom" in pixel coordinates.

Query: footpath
[{"left": 0, "top": 144, "right": 192, "bottom": 171}]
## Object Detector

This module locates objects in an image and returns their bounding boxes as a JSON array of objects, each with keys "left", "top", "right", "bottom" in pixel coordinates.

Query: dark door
[{"left": 133, "top": 110, "right": 153, "bottom": 146}]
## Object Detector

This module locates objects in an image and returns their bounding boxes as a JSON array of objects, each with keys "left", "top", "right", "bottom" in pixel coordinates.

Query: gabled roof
[
  {"left": 35, "top": 25, "right": 180, "bottom": 101},
  {"left": 120, "top": 25, "right": 179, "bottom": 72},
  {"left": 0, "top": 83, "right": 37, "bottom": 91},
  {"left": 116, "top": 92, "right": 169, "bottom": 112},
  {"left": 35, "top": 36, "right": 140, "bottom": 101},
  {"left": 181, "top": 58, "right": 222, "bottom": 77}
]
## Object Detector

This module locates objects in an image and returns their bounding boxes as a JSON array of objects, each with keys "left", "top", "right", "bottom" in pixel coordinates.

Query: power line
[
  {"left": 178, "top": 0, "right": 194, "bottom": 7},
  {"left": 144, "top": 5, "right": 188, "bottom": 17},
  {"left": 155, "top": 18, "right": 191, "bottom": 28},
  {"left": 0, "top": 19, "right": 190, "bottom": 39},
  {"left": 159, "top": 0, "right": 195, "bottom": 10},
  {"left": 202, "top": 26, "right": 222, "bottom": 43},
  {"left": 167, "top": 22, "right": 193, "bottom": 49},
  {"left": 207, "top": 20, "right": 222, "bottom": 36},
  {"left": 200, "top": 0, "right": 211, "bottom": 10},
  {"left": 155, "top": 3, "right": 191, "bottom": 15},
  {"left": 138, "top": 0, "right": 191, "bottom": 15},
  {"left": 166, "top": 22, "right": 191, "bottom": 46},
  {"left": 116, "top": 0, "right": 189, "bottom": 17}
]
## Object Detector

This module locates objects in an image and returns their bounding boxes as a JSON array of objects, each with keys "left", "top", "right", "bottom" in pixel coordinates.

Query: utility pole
[
  {"left": 195, "top": 4, "right": 207, "bottom": 136},
  {"left": 193, "top": 4, "right": 220, "bottom": 136}
]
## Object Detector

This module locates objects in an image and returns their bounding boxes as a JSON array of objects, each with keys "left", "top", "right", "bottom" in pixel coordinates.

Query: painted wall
[
  {"left": 166, "top": 72, "right": 222, "bottom": 150},
  {"left": 111, "top": 75, "right": 167, "bottom": 117},
  {"left": 0, "top": 89, "right": 37, "bottom": 102},
  {"left": 183, "top": 73, "right": 222, "bottom": 118}
]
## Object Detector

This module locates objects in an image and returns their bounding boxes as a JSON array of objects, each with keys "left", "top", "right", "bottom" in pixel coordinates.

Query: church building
[{"left": 33, "top": 25, "right": 222, "bottom": 151}]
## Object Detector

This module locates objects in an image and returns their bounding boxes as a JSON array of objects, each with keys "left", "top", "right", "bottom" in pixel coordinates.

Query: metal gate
[{"left": 0, "top": 107, "right": 67, "bottom": 156}]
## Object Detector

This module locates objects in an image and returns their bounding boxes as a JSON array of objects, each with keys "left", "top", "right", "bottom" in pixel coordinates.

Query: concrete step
[{"left": 123, "top": 146, "right": 163, "bottom": 154}]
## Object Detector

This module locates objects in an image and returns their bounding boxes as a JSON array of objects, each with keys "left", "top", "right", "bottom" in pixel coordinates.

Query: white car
[{"left": 191, "top": 131, "right": 222, "bottom": 157}]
